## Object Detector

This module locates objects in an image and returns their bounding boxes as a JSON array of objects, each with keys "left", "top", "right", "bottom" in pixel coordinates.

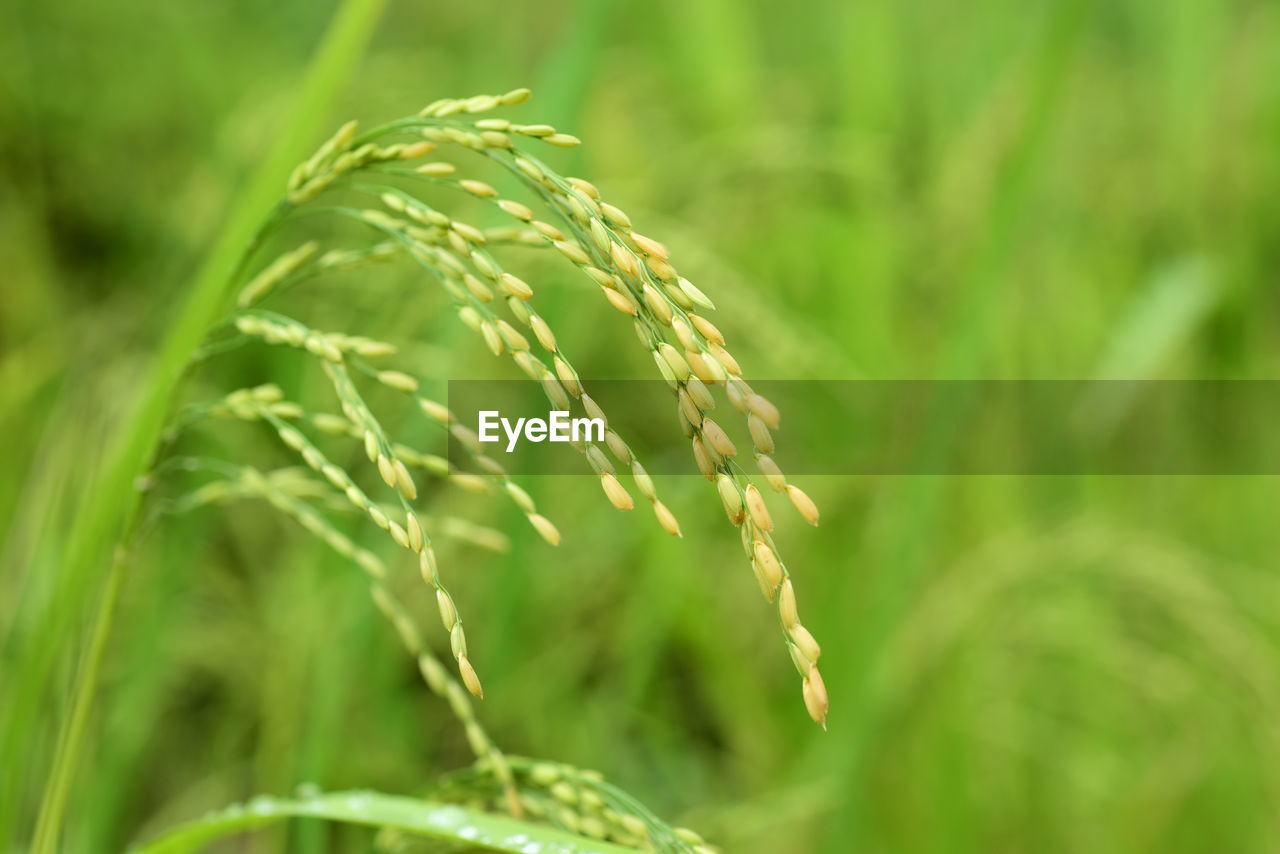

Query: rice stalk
[
  {"left": 336, "top": 93, "right": 828, "bottom": 723},
  {"left": 44, "top": 83, "right": 832, "bottom": 852}
]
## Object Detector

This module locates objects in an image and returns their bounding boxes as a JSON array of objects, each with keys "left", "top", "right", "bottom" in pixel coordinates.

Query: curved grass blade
[{"left": 131, "top": 790, "right": 640, "bottom": 854}]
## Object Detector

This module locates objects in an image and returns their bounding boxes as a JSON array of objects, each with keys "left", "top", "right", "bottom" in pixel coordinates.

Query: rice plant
[{"left": 27, "top": 83, "right": 829, "bottom": 853}]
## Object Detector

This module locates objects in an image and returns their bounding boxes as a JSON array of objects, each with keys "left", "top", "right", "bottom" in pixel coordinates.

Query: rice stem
[{"left": 29, "top": 0, "right": 387, "bottom": 848}]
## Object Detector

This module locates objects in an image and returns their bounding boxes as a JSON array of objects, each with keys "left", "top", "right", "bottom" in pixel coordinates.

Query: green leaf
[{"left": 131, "top": 790, "right": 640, "bottom": 854}]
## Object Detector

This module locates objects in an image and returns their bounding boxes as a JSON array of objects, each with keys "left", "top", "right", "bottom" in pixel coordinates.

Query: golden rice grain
[
  {"left": 458, "top": 654, "right": 484, "bottom": 698},
  {"left": 529, "top": 513, "right": 561, "bottom": 546},
  {"left": 700, "top": 419, "right": 738, "bottom": 458},
  {"left": 777, "top": 579, "right": 799, "bottom": 628},
  {"left": 653, "top": 501, "right": 682, "bottom": 537},
  {"left": 802, "top": 666, "right": 828, "bottom": 727},
  {"left": 786, "top": 484, "right": 820, "bottom": 526},
  {"left": 600, "top": 474, "right": 634, "bottom": 511}
]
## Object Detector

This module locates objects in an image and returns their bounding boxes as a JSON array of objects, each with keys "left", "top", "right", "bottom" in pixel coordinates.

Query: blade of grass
[
  {"left": 130, "top": 789, "right": 640, "bottom": 854},
  {"left": 29, "top": 0, "right": 388, "bottom": 849}
]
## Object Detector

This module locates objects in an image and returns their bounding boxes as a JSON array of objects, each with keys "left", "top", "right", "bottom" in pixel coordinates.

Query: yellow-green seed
[
  {"left": 498, "top": 199, "right": 533, "bottom": 221},
  {"left": 744, "top": 484, "right": 773, "bottom": 531},
  {"left": 529, "top": 513, "right": 561, "bottom": 545},
  {"left": 529, "top": 315, "right": 557, "bottom": 351},
  {"left": 600, "top": 473, "right": 633, "bottom": 511},
  {"left": 378, "top": 370, "right": 419, "bottom": 393},
  {"left": 394, "top": 460, "right": 417, "bottom": 499},
  {"left": 657, "top": 343, "right": 690, "bottom": 381},
  {"left": 716, "top": 475, "right": 743, "bottom": 523},
  {"left": 787, "top": 484, "right": 820, "bottom": 525},
  {"left": 747, "top": 393, "right": 781, "bottom": 428},
  {"left": 543, "top": 133, "right": 581, "bottom": 147},
  {"left": 748, "top": 414, "right": 775, "bottom": 454},
  {"left": 790, "top": 624, "right": 821, "bottom": 663},
  {"left": 701, "top": 418, "right": 737, "bottom": 458},
  {"left": 752, "top": 540, "right": 783, "bottom": 592},
  {"left": 653, "top": 501, "right": 681, "bottom": 536},
  {"left": 500, "top": 272, "right": 534, "bottom": 300},
  {"left": 778, "top": 578, "right": 799, "bottom": 627},
  {"left": 416, "top": 162, "right": 457, "bottom": 177},
  {"left": 460, "top": 179, "right": 498, "bottom": 198},
  {"left": 459, "top": 655, "right": 484, "bottom": 698}
]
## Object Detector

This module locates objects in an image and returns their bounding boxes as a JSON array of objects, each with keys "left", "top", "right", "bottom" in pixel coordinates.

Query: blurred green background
[{"left": 4, "top": 0, "right": 1280, "bottom": 851}]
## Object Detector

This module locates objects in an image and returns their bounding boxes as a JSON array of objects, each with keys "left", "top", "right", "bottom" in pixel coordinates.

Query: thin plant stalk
[{"left": 29, "top": 0, "right": 388, "bottom": 849}]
